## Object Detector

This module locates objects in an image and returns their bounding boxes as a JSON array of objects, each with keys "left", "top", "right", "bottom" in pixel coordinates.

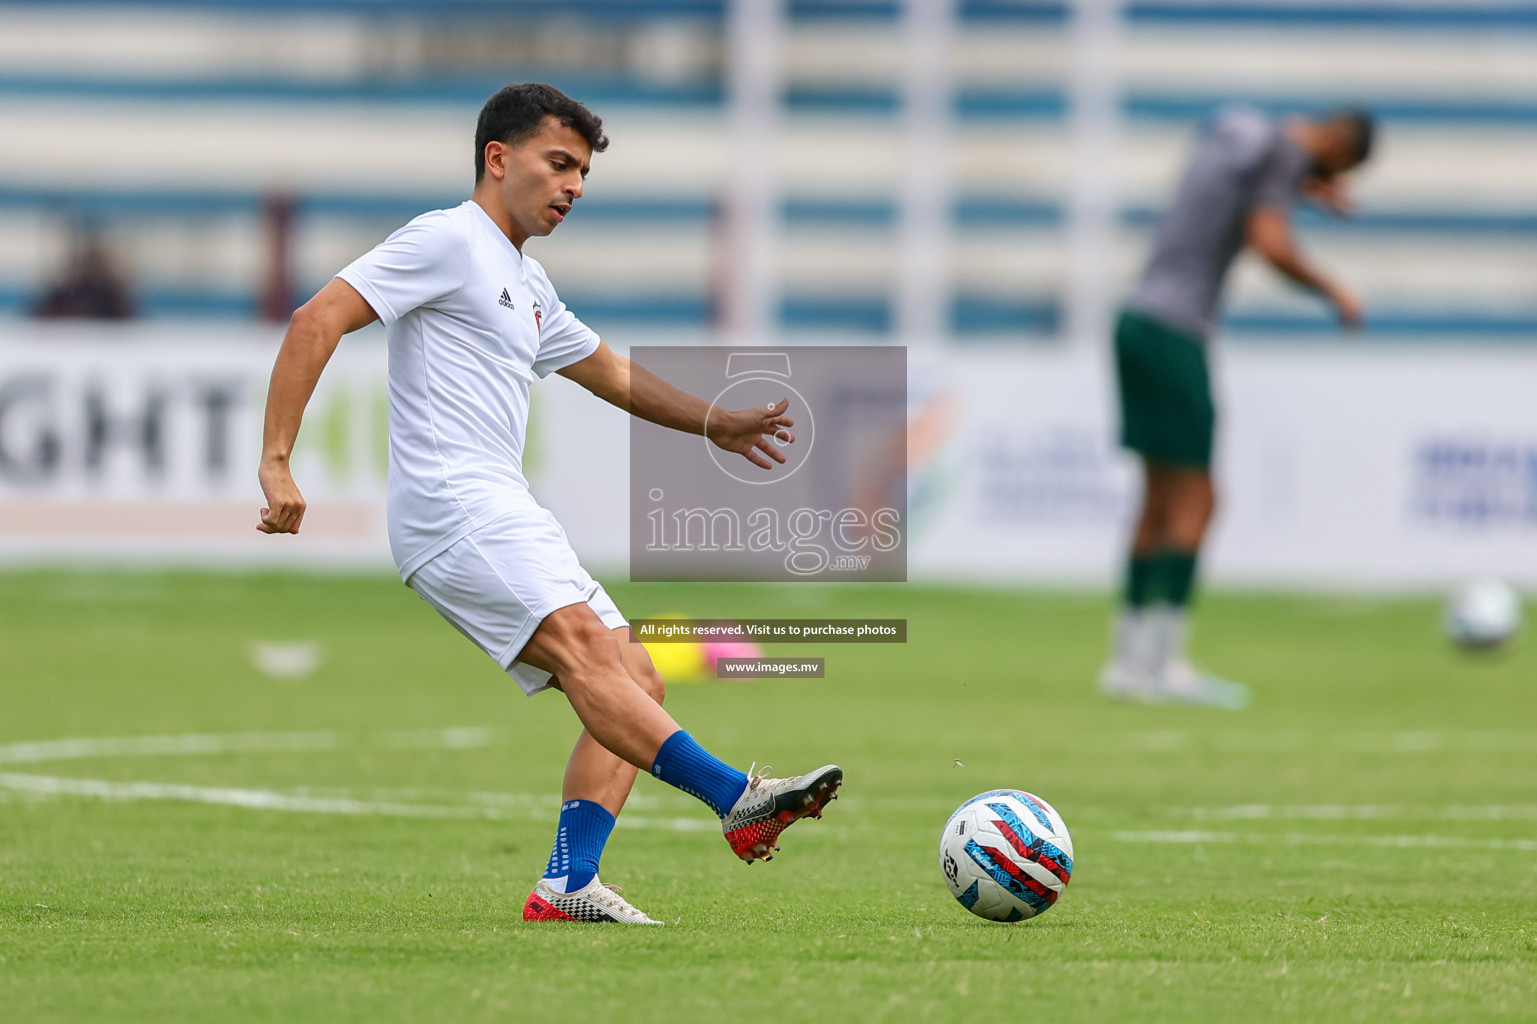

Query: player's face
[
  {"left": 1314, "top": 127, "right": 1366, "bottom": 178},
  {"left": 502, "top": 117, "right": 593, "bottom": 240}
]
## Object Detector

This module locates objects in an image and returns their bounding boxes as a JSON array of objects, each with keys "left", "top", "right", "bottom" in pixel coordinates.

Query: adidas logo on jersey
[{"left": 498, "top": 288, "right": 515, "bottom": 310}]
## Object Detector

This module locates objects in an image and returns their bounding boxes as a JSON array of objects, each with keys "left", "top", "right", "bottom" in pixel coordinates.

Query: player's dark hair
[
  {"left": 1327, "top": 108, "right": 1376, "bottom": 165},
  {"left": 474, "top": 83, "right": 609, "bottom": 181}
]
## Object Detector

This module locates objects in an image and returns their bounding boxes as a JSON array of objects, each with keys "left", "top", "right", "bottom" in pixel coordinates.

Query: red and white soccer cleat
[
  {"left": 721, "top": 763, "right": 842, "bottom": 864},
  {"left": 522, "top": 878, "right": 662, "bottom": 925}
]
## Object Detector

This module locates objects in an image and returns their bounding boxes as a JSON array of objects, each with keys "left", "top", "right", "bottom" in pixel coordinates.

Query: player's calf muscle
[
  {"left": 613, "top": 626, "right": 665, "bottom": 704},
  {"left": 635, "top": 667, "right": 665, "bottom": 704}
]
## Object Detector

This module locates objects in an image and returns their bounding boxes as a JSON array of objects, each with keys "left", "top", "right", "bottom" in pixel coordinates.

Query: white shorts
[{"left": 405, "top": 510, "right": 627, "bottom": 696}]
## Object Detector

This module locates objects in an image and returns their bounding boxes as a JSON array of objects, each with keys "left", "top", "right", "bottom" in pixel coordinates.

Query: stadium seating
[{"left": 0, "top": 0, "right": 1534, "bottom": 338}]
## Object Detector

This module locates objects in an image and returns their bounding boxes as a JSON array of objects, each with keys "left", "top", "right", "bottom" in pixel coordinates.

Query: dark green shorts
[{"left": 1114, "top": 309, "right": 1214, "bottom": 468}]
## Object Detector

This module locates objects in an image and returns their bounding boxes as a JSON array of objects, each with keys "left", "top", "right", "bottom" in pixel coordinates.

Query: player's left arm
[
  {"left": 558, "top": 341, "right": 796, "bottom": 470},
  {"left": 1246, "top": 206, "right": 1363, "bottom": 329}
]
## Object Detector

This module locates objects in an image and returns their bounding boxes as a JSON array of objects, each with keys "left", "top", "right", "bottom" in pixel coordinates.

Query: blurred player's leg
[
  {"left": 1104, "top": 311, "right": 1245, "bottom": 708},
  {"left": 1144, "top": 467, "right": 1246, "bottom": 708},
  {"left": 1102, "top": 461, "right": 1173, "bottom": 697},
  {"left": 1103, "top": 311, "right": 1181, "bottom": 699}
]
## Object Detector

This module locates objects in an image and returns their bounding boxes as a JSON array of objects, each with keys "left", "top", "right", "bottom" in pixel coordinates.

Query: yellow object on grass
[
  {"left": 642, "top": 638, "right": 707, "bottom": 683},
  {"left": 638, "top": 612, "right": 708, "bottom": 683}
]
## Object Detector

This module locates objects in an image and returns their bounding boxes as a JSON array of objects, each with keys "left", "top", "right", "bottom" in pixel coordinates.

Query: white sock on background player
[
  {"left": 1147, "top": 604, "right": 1187, "bottom": 675},
  {"left": 1113, "top": 608, "right": 1160, "bottom": 677}
]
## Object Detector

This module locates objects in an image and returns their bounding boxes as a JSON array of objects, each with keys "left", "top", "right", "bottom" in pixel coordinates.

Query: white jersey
[{"left": 337, "top": 200, "right": 600, "bottom": 580}]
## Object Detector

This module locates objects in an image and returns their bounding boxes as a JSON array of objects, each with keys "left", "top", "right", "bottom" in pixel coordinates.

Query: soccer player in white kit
[{"left": 256, "top": 84, "right": 841, "bottom": 925}]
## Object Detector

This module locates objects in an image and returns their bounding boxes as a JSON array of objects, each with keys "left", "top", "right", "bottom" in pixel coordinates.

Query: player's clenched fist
[{"left": 257, "top": 458, "right": 307, "bottom": 535}]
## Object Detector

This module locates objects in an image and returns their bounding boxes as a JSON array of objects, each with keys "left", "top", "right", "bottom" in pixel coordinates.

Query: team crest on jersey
[
  {"left": 498, "top": 288, "right": 516, "bottom": 310},
  {"left": 532, "top": 301, "right": 543, "bottom": 331}
]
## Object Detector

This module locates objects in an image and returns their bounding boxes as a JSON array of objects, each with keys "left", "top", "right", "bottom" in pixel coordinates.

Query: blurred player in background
[
  {"left": 33, "top": 222, "right": 135, "bottom": 320},
  {"left": 1100, "top": 105, "right": 1376, "bottom": 708},
  {"left": 256, "top": 84, "right": 841, "bottom": 925}
]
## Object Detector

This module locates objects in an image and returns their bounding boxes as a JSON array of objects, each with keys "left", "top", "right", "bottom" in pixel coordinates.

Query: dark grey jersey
[{"left": 1126, "top": 106, "right": 1313, "bottom": 339}]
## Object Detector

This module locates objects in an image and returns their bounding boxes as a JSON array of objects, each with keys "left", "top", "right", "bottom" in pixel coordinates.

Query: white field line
[
  {"left": 0, "top": 731, "right": 342, "bottom": 765},
  {"left": 0, "top": 727, "right": 494, "bottom": 766},
  {"left": 8, "top": 728, "right": 1537, "bottom": 769},
  {"left": 1114, "top": 730, "right": 1537, "bottom": 754},
  {"left": 0, "top": 772, "right": 506, "bottom": 819},
  {"left": 273, "top": 786, "right": 691, "bottom": 813},
  {"left": 0, "top": 772, "right": 715, "bottom": 832},
  {"left": 0, "top": 728, "right": 712, "bottom": 829},
  {"left": 1174, "top": 804, "right": 1537, "bottom": 821},
  {"left": 374, "top": 727, "right": 495, "bottom": 750},
  {"left": 1111, "top": 830, "right": 1537, "bottom": 852}
]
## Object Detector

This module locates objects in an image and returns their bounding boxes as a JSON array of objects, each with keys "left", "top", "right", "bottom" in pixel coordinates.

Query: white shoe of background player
[
  {"left": 1097, "top": 660, "right": 1159, "bottom": 702},
  {"left": 1154, "top": 659, "right": 1250, "bottom": 711}
]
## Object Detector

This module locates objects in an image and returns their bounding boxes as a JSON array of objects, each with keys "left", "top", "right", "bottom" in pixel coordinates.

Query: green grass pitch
[{"left": 2, "top": 571, "right": 1535, "bottom": 1022}]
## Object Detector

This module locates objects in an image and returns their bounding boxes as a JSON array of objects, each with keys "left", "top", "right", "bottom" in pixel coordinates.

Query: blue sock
[
  {"left": 542, "top": 799, "right": 615, "bottom": 894},
  {"left": 651, "top": 730, "right": 749, "bottom": 817}
]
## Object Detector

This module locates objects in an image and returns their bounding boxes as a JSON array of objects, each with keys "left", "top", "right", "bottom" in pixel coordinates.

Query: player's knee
[
  {"left": 1170, "top": 497, "right": 1215, "bottom": 549},
  {"left": 1188, "top": 483, "right": 1217, "bottom": 534}
]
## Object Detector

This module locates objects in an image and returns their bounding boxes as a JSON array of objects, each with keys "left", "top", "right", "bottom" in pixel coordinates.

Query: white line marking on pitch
[
  {"left": 10, "top": 727, "right": 1537, "bottom": 770},
  {"left": 0, "top": 773, "right": 714, "bottom": 832},
  {"left": 374, "top": 727, "right": 495, "bottom": 750},
  {"left": 0, "top": 731, "right": 342, "bottom": 766},
  {"left": 0, "top": 772, "right": 504, "bottom": 819},
  {"left": 0, "top": 727, "right": 495, "bottom": 766},
  {"left": 0, "top": 728, "right": 715, "bottom": 831},
  {"left": 1114, "top": 730, "right": 1537, "bottom": 754},
  {"left": 1174, "top": 804, "right": 1537, "bottom": 821},
  {"left": 1111, "top": 830, "right": 1537, "bottom": 852}
]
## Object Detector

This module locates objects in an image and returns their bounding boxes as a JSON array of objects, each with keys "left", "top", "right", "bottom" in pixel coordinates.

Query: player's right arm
[
  {"left": 257, "top": 279, "right": 379, "bottom": 534},
  {"left": 558, "top": 340, "right": 797, "bottom": 471},
  {"left": 1246, "top": 207, "right": 1363, "bottom": 329}
]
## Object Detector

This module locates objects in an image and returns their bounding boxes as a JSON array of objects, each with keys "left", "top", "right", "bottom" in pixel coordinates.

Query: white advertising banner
[
  {"left": 2, "top": 323, "right": 1535, "bottom": 589},
  {"left": 0, "top": 323, "right": 391, "bottom": 567},
  {"left": 903, "top": 344, "right": 1537, "bottom": 589}
]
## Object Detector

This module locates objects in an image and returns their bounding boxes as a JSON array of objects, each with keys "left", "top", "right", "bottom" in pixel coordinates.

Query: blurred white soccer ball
[
  {"left": 939, "top": 789, "right": 1073, "bottom": 923},
  {"left": 1443, "top": 577, "right": 1523, "bottom": 650}
]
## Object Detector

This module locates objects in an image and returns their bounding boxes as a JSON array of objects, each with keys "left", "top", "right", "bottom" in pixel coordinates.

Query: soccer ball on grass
[
  {"left": 1443, "top": 577, "right": 1523, "bottom": 651},
  {"left": 939, "top": 789, "right": 1073, "bottom": 922}
]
